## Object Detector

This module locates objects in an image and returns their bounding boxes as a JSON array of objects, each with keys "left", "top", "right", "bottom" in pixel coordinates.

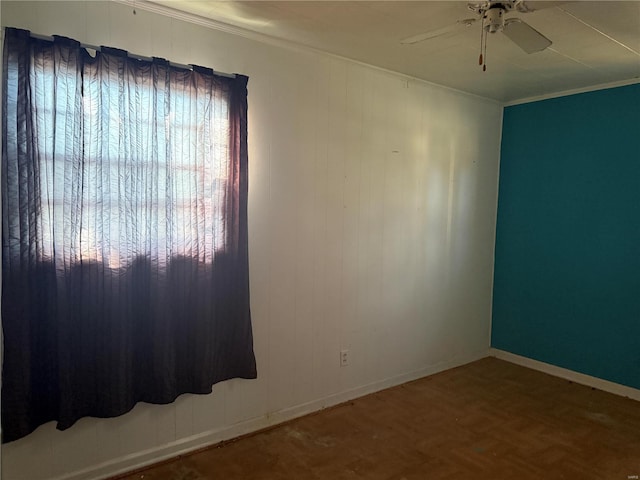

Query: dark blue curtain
[{"left": 2, "top": 27, "right": 256, "bottom": 443}]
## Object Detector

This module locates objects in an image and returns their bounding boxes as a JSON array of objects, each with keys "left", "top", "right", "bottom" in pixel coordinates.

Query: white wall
[{"left": 0, "top": 2, "right": 503, "bottom": 479}]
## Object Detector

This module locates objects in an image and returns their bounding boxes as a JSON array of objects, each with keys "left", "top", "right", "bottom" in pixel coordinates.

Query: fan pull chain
[
  {"left": 478, "top": 15, "right": 488, "bottom": 72},
  {"left": 479, "top": 16, "right": 484, "bottom": 66},
  {"left": 483, "top": 28, "right": 488, "bottom": 72}
]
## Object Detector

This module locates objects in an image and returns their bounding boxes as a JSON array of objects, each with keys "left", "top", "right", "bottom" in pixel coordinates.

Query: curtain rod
[{"left": 29, "top": 32, "right": 236, "bottom": 79}]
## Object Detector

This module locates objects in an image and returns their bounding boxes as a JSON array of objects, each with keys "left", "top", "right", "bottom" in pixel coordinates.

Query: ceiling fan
[{"left": 401, "top": 1, "right": 554, "bottom": 70}]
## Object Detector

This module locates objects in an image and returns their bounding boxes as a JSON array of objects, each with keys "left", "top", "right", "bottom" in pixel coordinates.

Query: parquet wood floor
[{"left": 114, "top": 357, "right": 640, "bottom": 480}]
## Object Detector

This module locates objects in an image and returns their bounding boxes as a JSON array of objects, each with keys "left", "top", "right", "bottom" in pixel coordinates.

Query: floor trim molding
[
  {"left": 489, "top": 348, "right": 640, "bottom": 402},
  {"left": 54, "top": 351, "right": 488, "bottom": 480},
  {"left": 46, "top": 348, "right": 640, "bottom": 480}
]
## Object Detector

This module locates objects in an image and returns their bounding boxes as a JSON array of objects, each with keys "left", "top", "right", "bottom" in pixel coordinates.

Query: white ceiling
[{"left": 146, "top": 1, "right": 640, "bottom": 102}]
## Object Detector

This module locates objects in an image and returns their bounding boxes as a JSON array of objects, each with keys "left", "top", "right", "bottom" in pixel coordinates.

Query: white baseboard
[
  {"left": 489, "top": 348, "right": 640, "bottom": 402},
  {"left": 53, "top": 350, "right": 488, "bottom": 480},
  {"left": 31, "top": 348, "right": 640, "bottom": 480}
]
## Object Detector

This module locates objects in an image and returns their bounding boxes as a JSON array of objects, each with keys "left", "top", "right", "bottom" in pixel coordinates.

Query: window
[
  {"left": 33, "top": 49, "right": 230, "bottom": 268},
  {"left": 2, "top": 28, "right": 256, "bottom": 444}
]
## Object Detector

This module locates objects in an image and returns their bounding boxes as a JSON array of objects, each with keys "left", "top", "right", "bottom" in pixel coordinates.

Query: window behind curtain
[
  {"left": 36, "top": 44, "right": 229, "bottom": 267},
  {"left": 2, "top": 28, "right": 256, "bottom": 444}
]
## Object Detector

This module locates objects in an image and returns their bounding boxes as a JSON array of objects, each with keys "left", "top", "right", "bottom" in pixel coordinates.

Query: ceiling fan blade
[
  {"left": 503, "top": 18, "right": 552, "bottom": 53},
  {"left": 400, "top": 18, "right": 476, "bottom": 45},
  {"left": 515, "top": 1, "right": 565, "bottom": 13}
]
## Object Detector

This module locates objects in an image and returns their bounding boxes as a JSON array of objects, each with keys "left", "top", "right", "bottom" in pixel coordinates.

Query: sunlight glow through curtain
[{"left": 2, "top": 28, "right": 256, "bottom": 443}]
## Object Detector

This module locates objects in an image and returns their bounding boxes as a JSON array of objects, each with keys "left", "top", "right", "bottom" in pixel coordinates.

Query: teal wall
[{"left": 492, "top": 83, "right": 640, "bottom": 389}]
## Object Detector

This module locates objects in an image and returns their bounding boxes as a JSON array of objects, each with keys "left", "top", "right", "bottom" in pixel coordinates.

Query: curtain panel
[{"left": 2, "top": 28, "right": 256, "bottom": 443}]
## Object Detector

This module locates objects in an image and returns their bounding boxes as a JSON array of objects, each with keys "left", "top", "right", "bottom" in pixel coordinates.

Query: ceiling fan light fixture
[{"left": 484, "top": 7, "right": 505, "bottom": 34}]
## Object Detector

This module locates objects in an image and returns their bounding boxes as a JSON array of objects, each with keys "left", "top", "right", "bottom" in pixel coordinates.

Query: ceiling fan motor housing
[{"left": 484, "top": 6, "right": 505, "bottom": 33}]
